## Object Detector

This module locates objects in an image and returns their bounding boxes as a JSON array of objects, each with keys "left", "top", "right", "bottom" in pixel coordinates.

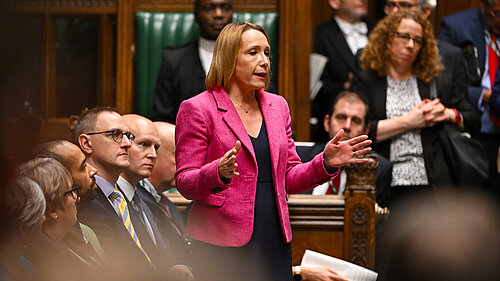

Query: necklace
[{"left": 229, "top": 96, "right": 250, "bottom": 113}]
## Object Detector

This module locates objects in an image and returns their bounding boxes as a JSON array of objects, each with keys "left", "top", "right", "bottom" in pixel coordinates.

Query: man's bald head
[
  {"left": 121, "top": 114, "right": 160, "bottom": 185},
  {"left": 33, "top": 140, "right": 97, "bottom": 203},
  {"left": 149, "top": 122, "right": 176, "bottom": 192}
]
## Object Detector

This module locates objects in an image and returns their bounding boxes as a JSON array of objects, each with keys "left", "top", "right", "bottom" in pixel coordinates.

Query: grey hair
[
  {"left": 17, "top": 157, "right": 73, "bottom": 211},
  {"left": 0, "top": 176, "right": 46, "bottom": 240}
]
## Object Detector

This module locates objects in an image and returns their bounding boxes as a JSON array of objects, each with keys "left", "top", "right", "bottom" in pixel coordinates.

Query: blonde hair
[
  {"left": 206, "top": 22, "right": 271, "bottom": 91},
  {"left": 360, "top": 10, "right": 443, "bottom": 83}
]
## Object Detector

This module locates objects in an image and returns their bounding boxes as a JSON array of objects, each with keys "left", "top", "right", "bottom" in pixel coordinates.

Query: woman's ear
[{"left": 47, "top": 208, "right": 59, "bottom": 221}]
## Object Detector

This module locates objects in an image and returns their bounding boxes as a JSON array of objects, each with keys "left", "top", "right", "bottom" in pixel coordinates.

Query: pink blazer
[{"left": 175, "top": 87, "right": 338, "bottom": 247}]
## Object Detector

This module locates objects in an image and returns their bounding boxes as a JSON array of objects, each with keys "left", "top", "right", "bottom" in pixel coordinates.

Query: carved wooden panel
[
  {"left": 137, "top": 0, "right": 277, "bottom": 12},
  {"left": 343, "top": 155, "right": 377, "bottom": 270}
]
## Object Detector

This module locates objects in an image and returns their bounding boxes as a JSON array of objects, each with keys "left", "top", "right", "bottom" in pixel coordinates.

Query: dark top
[{"left": 191, "top": 122, "right": 292, "bottom": 281}]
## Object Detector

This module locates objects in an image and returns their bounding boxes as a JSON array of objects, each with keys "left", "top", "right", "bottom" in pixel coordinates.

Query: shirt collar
[
  {"left": 199, "top": 37, "right": 216, "bottom": 75},
  {"left": 140, "top": 179, "right": 162, "bottom": 203},
  {"left": 334, "top": 16, "right": 367, "bottom": 35},
  {"left": 95, "top": 175, "right": 116, "bottom": 198},
  {"left": 116, "top": 176, "right": 136, "bottom": 202}
]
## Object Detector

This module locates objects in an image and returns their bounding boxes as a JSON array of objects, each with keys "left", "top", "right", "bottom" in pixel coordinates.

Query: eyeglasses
[
  {"left": 64, "top": 184, "right": 80, "bottom": 200},
  {"left": 86, "top": 129, "right": 135, "bottom": 143},
  {"left": 394, "top": 31, "right": 424, "bottom": 46},
  {"left": 384, "top": 1, "right": 420, "bottom": 13}
]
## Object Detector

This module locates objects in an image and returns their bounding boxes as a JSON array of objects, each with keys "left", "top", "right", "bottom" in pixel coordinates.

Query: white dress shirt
[
  {"left": 334, "top": 16, "right": 368, "bottom": 55},
  {"left": 199, "top": 37, "right": 216, "bottom": 75}
]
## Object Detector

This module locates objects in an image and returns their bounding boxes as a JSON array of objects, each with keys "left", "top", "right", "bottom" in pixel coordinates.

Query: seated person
[
  {"left": 119, "top": 114, "right": 193, "bottom": 280},
  {"left": 298, "top": 91, "right": 392, "bottom": 208},
  {"left": 0, "top": 176, "right": 46, "bottom": 281},
  {"left": 19, "top": 157, "right": 102, "bottom": 281}
]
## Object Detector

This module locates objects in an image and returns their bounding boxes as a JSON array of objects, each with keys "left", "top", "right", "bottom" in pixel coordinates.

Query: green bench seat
[{"left": 134, "top": 11, "right": 279, "bottom": 116}]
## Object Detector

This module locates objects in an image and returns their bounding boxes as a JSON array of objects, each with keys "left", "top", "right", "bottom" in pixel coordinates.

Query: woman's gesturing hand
[
  {"left": 323, "top": 129, "right": 372, "bottom": 168},
  {"left": 218, "top": 140, "right": 242, "bottom": 179}
]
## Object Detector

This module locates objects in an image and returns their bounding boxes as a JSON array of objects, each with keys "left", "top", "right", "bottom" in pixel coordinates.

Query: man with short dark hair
[
  {"left": 74, "top": 107, "right": 164, "bottom": 280},
  {"left": 299, "top": 91, "right": 392, "bottom": 207},
  {"left": 439, "top": 0, "right": 500, "bottom": 196},
  {"left": 151, "top": 0, "right": 234, "bottom": 124}
]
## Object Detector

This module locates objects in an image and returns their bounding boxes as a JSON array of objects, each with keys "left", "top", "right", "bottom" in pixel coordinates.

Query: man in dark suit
[
  {"left": 439, "top": 0, "right": 500, "bottom": 195},
  {"left": 74, "top": 107, "right": 172, "bottom": 280},
  {"left": 119, "top": 114, "right": 194, "bottom": 280},
  {"left": 299, "top": 91, "right": 392, "bottom": 208},
  {"left": 312, "top": 0, "right": 377, "bottom": 141},
  {"left": 150, "top": 0, "right": 234, "bottom": 124},
  {"left": 138, "top": 122, "right": 192, "bottom": 264}
]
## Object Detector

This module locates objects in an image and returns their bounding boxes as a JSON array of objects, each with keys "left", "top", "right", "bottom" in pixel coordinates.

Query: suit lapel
[
  {"left": 212, "top": 87, "right": 256, "bottom": 161},
  {"left": 328, "top": 20, "right": 357, "bottom": 71},
  {"left": 257, "top": 91, "right": 280, "bottom": 176}
]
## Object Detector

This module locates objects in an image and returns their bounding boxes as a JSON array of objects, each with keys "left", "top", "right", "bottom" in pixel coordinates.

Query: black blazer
[
  {"left": 312, "top": 18, "right": 377, "bottom": 141},
  {"left": 296, "top": 143, "right": 392, "bottom": 207},
  {"left": 351, "top": 70, "right": 481, "bottom": 185},
  {"left": 78, "top": 187, "right": 160, "bottom": 280},
  {"left": 151, "top": 42, "right": 206, "bottom": 124},
  {"left": 137, "top": 185, "right": 192, "bottom": 265}
]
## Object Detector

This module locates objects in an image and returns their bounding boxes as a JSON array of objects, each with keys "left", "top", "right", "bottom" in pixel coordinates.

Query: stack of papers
[
  {"left": 310, "top": 53, "right": 328, "bottom": 100},
  {"left": 301, "top": 249, "right": 378, "bottom": 281}
]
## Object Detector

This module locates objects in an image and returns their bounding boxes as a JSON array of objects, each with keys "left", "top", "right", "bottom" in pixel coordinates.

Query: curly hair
[{"left": 360, "top": 10, "right": 443, "bottom": 83}]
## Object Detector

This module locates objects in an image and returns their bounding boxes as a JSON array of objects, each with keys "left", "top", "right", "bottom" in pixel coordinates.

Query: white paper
[
  {"left": 301, "top": 249, "right": 378, "bottom": 281},
  {"left": 310, "top": 53, "right": 328, "bottom": 100}
]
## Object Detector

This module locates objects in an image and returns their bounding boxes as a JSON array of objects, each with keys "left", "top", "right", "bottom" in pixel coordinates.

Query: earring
[{"left": 55, "top": 214, "right": 58, "bottom": 220}]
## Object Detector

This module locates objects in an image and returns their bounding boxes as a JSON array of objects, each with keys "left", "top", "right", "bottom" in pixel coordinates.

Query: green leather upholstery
[{"left": 134, "top": 12, "right": 279, "bottom": 116}]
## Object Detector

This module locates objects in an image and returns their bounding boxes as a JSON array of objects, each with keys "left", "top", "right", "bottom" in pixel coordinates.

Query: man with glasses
[
  {"left": 312, "top": 0, "right": 377, "bottom": 141},
  {"left": 73, "top": 107, "right": 167, "bottom": 280},
  {"left": 439, "top": 0, "right": 500, "bottom": 196}
]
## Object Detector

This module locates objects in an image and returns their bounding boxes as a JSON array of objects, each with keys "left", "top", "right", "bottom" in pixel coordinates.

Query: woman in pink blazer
[{"left": 175, "top": 22, "right": 371, "bottom": 281}]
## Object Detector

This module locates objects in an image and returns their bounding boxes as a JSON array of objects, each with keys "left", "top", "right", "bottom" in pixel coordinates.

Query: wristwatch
[{"left": 292, "top": 265, "right": 302, "bottom": 280}]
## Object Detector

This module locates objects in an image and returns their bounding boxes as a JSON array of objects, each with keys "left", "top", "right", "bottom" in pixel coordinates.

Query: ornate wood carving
[{"left": 343, "top": 155, "right": 377, "bottom": 270}]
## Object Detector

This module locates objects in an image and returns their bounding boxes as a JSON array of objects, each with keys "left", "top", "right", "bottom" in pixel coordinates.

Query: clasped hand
[
  {"left": 407, "top": 98, "right": 453, "bottom": 128},
  {"left": 323, "top": 129, "right": 372, "bottom": 168}
]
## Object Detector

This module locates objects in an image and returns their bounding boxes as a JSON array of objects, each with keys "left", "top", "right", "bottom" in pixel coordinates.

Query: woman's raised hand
[
  {"left": 323, "top": 129, "right": 372, "bottom": 168},
  {"left": 218, "top": 140, "right": 242, "bottom": 179}
]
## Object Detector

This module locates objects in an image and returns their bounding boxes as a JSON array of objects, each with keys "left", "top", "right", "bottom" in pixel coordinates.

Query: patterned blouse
[{"left": 386, "top": 76, "right": 429, "bottom": 187}]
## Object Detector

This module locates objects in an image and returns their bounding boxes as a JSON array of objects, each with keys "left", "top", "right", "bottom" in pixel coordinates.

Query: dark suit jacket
[
  {"left": 439, "top": 8, "right": 487, "bottom": 113},
  {"left": 312, "top": 18, "right": 377, "bottom": 141},
  {"left": 296, "top": 143, "right": 392, "bottom": 207},
  {"left": 151, "top": 41, "right": 206, "bottom": 124},
  {"left": 123, "top": 186, "right": 177, "bottom": 270},
  {"left": 78, "top": 187, "right": 160, "bottom": 280},
  {"left": 137, "top": 185, "right": 192, "bottom": 265},
  {"left": 351, "top": 70, "right": 481, "bottom": 186}
]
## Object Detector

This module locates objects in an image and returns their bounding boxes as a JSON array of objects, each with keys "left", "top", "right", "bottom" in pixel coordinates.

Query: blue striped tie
[{"left": 110, "top": 188, "right": 152, "bottom": 264}]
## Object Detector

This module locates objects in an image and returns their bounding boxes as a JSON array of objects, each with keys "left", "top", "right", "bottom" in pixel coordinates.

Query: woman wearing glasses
[
  {"left": 18, "top": 158, "right": 99, "bottom": 281},
  {"left": 351, "top": 11, "right": 480, "bottom": 204}
]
